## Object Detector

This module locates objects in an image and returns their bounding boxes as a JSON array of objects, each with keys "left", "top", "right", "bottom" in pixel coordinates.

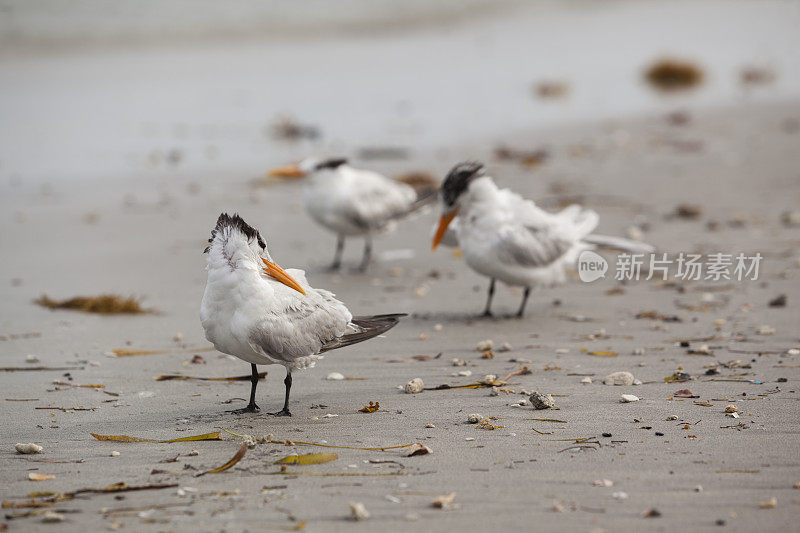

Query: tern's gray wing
[
  {"left": 493, "top": 224, "right": 573, "bottom": 268},
  {"left": 338, "top": 173, "right": 417, "bottom": 230},
  {"left": 247, "top": 288, "right": 352, "bottom": 363}
]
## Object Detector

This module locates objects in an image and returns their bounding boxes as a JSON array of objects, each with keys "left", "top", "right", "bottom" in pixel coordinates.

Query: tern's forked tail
[{"left": 320, "top": 313, "right": 406, "bottom": 353}]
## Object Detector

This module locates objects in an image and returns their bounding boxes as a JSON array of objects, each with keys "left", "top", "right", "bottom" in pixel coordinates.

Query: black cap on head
[
  {"left": 314, "top": 158, "right": 348, "bottom": 171},
  {"left": 205, "top": 213, "right": 265, "bottom": 253},
  {"left": 441, "top": 161, "right": 485, "bottom": 209}
]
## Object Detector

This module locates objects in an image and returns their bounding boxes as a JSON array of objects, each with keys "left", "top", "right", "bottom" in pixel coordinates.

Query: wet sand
[{"left": 1, "top": 101, "right": 799, "bottom": 531}]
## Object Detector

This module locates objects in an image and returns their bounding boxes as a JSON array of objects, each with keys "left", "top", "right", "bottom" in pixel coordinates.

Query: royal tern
[
  {"left": 431, "top": 162, "right": 654, "bottom": 317},
  {"left": 201, "top": 213, "right": 404, "bottom": 415},
  {"left": 269, "top": 158, "right": 436, "bottom": 271}
]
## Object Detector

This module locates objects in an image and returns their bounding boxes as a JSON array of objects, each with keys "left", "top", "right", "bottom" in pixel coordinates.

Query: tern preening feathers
[
  {"left": 201, "top": 213, "right": 404, "bottom": 415},
  {"left": 432, "top": 162, "right": 654, "bottom": 318},
  {"left": 269, "top": 158, "right": 436, "bottom": 271}
]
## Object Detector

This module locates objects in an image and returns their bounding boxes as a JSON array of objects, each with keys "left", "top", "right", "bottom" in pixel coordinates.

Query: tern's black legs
[
  {"left": 327, "top": 234, "right": 345, "bottom": 271},
  {"left": 516, "top": 287, "right": 531, "bottom": 318},
  {"left": 229, "top": 363, "right": 260, "bottom": 413},
  {"left": 270, "top": 369, "right": 292, "bottom": 417},
  {"left": 358, "top": 236, "right": 372, "bottom": 272},
  {"left": 481, "top": 278, "right": 496, "bottom": 317}
]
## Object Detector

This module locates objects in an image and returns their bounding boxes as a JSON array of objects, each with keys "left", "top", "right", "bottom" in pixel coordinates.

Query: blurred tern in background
[
  {"left": 432, "top": 162, "right": 654, "bottom": 318},
  {"left": 201, "top": 213, "right": 404, "bottom": 415},
  {"left": 269, "top": 158, "right": 436, "bottom": 271}
]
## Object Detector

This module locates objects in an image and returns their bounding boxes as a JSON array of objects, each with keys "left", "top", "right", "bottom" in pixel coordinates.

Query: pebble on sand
[
  {"left": 759, "top": 497, "right": 778, "bottom": 509},
  {"left": 431, "top": 492, "right": 457, "bottom": 509},
  {"left": 667, "top": 415, "right": 678, "bottom": 421},
  {"left": 724, "top": 404, "right": 739, "bottom": 413},
  {"left": 405, "top": 378, "right": 424, "bottom": 394},
  {"left": 111, "top": 451, "right": 121, "bottom": 457},
  {"left": 757, "top": 325, "right": 776, "bottom": 335},
  {"left": 350, "top": 501, "right": 371, "bottom": 521},
  {"left": 467, "top": 413, "right": 483, "bottom": 423},
  {"left": 41, "top": 511, "right": 64, "bottom": 523},
  {"left": 476, "top": 339, "right": 493, "bottom": 351},
  {"left": 15, "top": 442, "right": 43, "bottom": 454},
  {"left": 25, "top": 354, "right": 40, "bottom": 363},
  {"left": 529, "top": 392, "right": 555, "bottom": 409},
  {"left": 620, "top": 394, "right": 640, "bottom": 403},
  {"left": 405, "top": 443, "right": 433, "bottom": 456},
  {"left": 581, "top": 377, "right": 592, "bottom": 384},
  {"left": 604, "top": 371, "right": 635, "bottom": 386},
  {"left": 326, "top": 372, "right": 345, "bottom": 381}
]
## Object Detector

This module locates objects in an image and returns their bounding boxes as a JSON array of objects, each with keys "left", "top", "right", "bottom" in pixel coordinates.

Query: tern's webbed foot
[
  {"left": 480, "top": 310, "right": 494, "bottom": 318},
  {"left": 228, "top": 403, "right": 260, "bottom": 414},
  {"left": 269, "top": 408, "right": 292, "bottom": 417}
]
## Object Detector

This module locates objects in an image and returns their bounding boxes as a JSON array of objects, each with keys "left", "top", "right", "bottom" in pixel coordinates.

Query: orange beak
[
  {"left": 431, "top": 210, "right": 457, "bottom": 251},
  {"left": 261, "top": 258, "right": 306, "bottom": 295},
  {"left": 268, "top": 164, "right": 306, "bottom": 179}
]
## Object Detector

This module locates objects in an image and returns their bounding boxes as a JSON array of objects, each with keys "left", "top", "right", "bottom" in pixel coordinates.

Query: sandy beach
[{"left": 2, "top": 1, "right": 800, "bottom": 531}]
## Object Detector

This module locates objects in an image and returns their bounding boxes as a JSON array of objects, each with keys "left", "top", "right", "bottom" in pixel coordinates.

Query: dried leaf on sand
[
  {"left": 35, "top": 294, "right": 150, "bottom": 314},
  {"left": 196, "top": 443, "right": 247, "bottom": 476},
  {"left": 585, "top": 350, "right": 618, "bottom": 357},
  {"left": 274, "top": 453, "right": 338, "bottom": 466},
  {"left": 90, "top": 431, "right": 221, "bottom": 443},
  {"left": 28, "top": 473, "right": 55, "bottom": 481}
]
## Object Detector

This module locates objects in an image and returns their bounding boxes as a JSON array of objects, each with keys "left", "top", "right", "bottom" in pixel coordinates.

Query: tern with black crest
[
  {"left": 432, "top": 162, "right": 654, "bottom": 317},
  {"left": 201, "top": 213, "right": 404, "bottom": 415},
  {"left": 269, "top": 158, "right": 436, "bottom": 271}
]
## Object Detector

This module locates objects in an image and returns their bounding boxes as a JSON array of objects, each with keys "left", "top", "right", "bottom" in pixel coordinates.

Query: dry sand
[{"left": 1, "top": 101, "right": 799, "bottom": 531}]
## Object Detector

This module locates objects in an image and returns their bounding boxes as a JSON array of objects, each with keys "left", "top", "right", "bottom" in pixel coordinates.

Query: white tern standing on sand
[
  {"left": 201, "top": 213, "right": 404, "bottom": 415},
  {"left": 268, "top": 158, "right": 436, "bottom": 271},
  {"left": 431, "top": 162, "right": 654, "bottom": 318}
]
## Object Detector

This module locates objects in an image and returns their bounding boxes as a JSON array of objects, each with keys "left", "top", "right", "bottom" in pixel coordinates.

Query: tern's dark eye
[{"left": 257, "top": 235, "right": 266, "bottom": 250}]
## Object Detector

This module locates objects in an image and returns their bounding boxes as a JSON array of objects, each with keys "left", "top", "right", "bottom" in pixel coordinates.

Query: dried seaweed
[
  {"left": 113, "top": 346, "right": 215, "bottom": 357},
  {"left": 217, "top": 428, "right": 422, "bottom": 452},
  {"left": 0, "top": 366, "right": 82, "bottom": 372},
  {"left": 644, "top": 59, "right": 704, "bottom": 91},
  {"left": 266, "top": 470, "right": 405, "bottom": 477},
  {"left": 154, "top": 372, "right": 267, "bottom": 382},
  {"left": 196, "top": 443, "right": 247, "bottom": 476},
  {"left": 358, "top": 401, "right": 380, "bottom": 413},
  {"left": 90, "top": 431, "right": 221, "bottom": 443},
  {"left": 35, "top": 294, "right": 150, "bottom": 314},
  {"left": 2, "top": 482, "right": 177, "bottom": 509},
  {"left": 52, "top": 380, "right": 104, "bottom": 389}
]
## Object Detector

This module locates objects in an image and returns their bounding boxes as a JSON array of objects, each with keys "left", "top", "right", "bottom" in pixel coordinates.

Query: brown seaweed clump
[
  {"left": 35, "top": 294, "right": 150, "bottom": 314},
  {"left": 395, "top": 172, "right": 439, "bottom": 203},
  {"left": 644, "top": 59, "right": 704, "bottom": 92}
]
